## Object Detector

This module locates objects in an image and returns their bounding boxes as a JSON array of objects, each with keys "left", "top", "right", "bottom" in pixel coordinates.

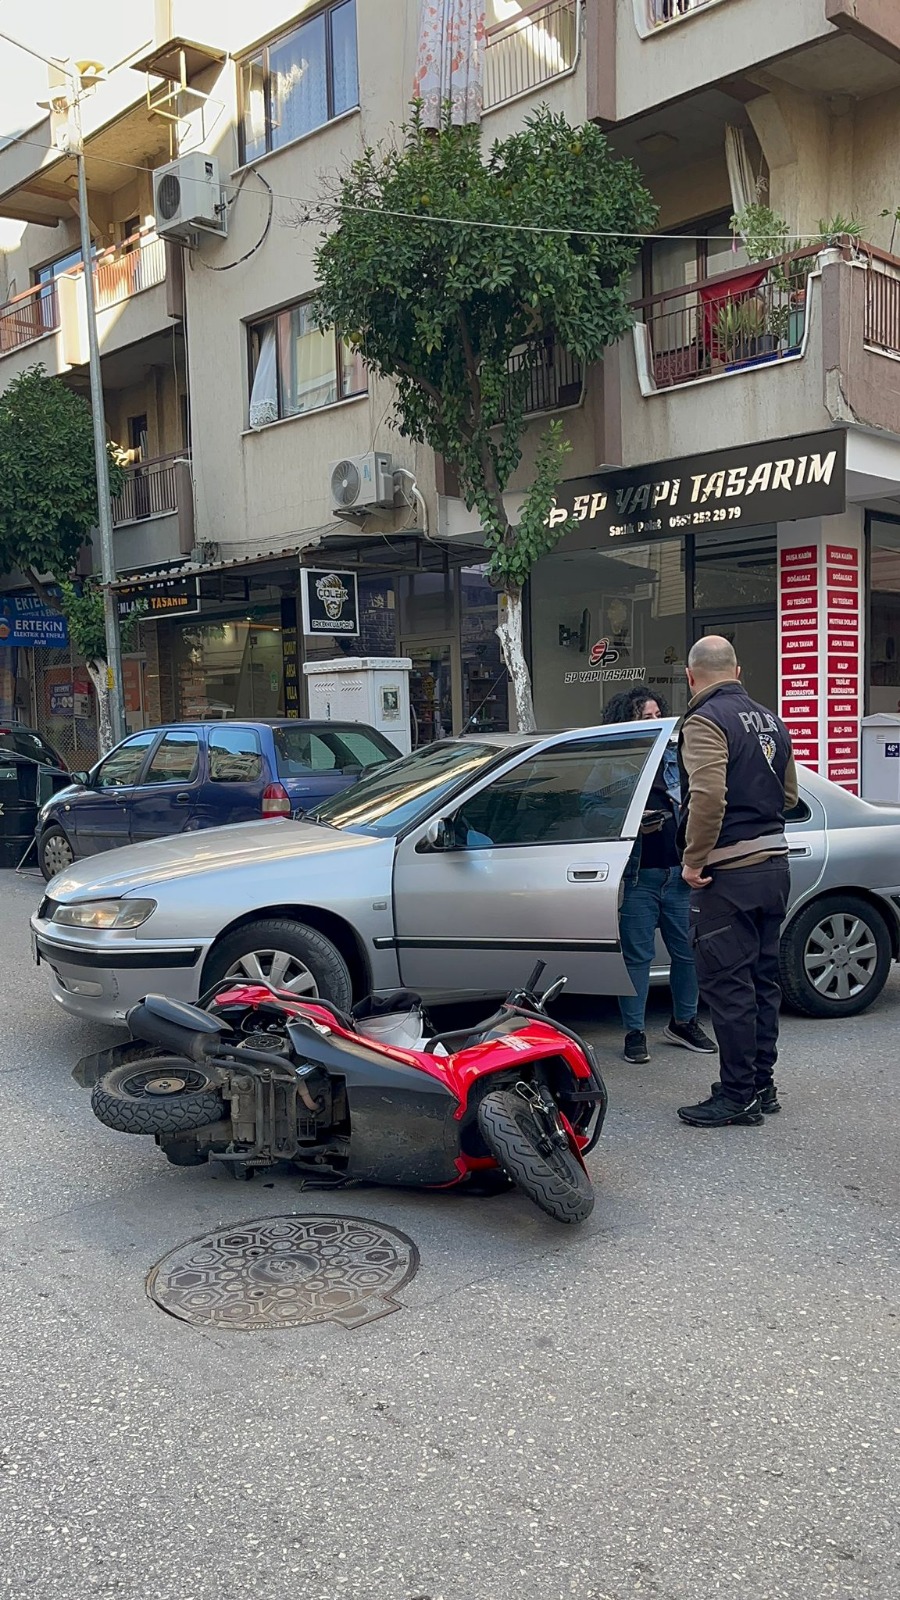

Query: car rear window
[
  {"left": 208, "top": 727, "right": 263, "bottom": 782},
  {"left": 273, "top": 725, "right": 396, "bottom": 777},
  {"left": 0, "top": 728, "right": 62, "bottom": 767}
]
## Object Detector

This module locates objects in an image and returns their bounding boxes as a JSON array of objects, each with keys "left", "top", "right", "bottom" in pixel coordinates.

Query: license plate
[{"left": 31, "top": 929, "right": 40, "bottom": 966}]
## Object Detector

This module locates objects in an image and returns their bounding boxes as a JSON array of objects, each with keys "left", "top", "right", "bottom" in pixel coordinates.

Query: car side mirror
[
  {"left": 71, "top": 771, "right": 91, "bottom": 786},
  {"left": 420, "top": 816, "right": 452, "bottom": 853}
]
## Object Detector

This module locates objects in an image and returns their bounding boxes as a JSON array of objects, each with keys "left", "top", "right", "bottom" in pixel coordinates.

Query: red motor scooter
[{"left": 74, "top": 964, "right": 607, "bottom": 1224}]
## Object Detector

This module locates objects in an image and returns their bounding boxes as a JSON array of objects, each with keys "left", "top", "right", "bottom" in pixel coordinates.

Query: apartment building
[{"left": 0, "top": 0, "right": 899, "bottom": 791}]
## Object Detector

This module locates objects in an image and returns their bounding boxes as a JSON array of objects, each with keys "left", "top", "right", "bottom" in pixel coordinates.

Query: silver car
[{"left": 30, "top": 718, "right": 900, "bottom": 1026}]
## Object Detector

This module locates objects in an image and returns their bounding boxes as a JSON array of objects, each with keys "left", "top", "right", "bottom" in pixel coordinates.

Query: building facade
[{"left": 0, "top": 0, "right": 899, "bottom": 788}]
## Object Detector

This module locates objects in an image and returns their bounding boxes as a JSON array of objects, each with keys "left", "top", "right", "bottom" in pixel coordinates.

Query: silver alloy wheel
[
  {"left": 42, "top": 832, "right": 74, "bottom": 876},
  {"left": 224, "top": 948, "right": 319, "bottom": 997},
  {"left": 803, "top": 911, "right": 879, "bottom": 1002}
]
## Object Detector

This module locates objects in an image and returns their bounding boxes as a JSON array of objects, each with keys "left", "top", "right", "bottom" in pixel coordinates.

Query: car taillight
[{"left": 261, "top": 782, "right": 292, "bottom": 817}]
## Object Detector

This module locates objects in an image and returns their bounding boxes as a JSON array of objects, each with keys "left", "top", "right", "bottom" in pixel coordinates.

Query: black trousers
[{"left": 688, "top": 857, "right": 791, "bottom": 1102}]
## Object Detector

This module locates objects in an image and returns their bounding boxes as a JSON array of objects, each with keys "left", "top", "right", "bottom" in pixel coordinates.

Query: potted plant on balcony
[{"left": 715, "top": 295, "right": 776, "bottom": 368}]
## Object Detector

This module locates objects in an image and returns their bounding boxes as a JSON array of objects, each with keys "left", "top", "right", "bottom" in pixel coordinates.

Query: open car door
[{"left": 390, "top": 721, "right": 675, "bottom": 999}]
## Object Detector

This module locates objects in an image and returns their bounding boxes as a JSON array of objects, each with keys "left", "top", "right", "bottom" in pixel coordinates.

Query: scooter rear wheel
[
  {"left": 91, "top": 1058, "right": 226, "bottom": 1136},
  {"left": 477, "top": 1089, "right": 594, "bottom": 1224}
]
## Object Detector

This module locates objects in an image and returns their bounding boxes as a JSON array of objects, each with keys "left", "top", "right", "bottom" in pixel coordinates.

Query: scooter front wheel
[{"left": 477, "top": 1089, "right": 594, "bottom": 1224}]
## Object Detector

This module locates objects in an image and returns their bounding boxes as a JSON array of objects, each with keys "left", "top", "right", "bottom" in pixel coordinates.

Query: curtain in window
[
  {"left": 413, "top": 0, "right": 485, "bottom": 128},
  {"left": 269, "top": 14, "right": 328, "bottom": 149},
  {"left": 278, "top": 304, "right": 337, "bottom": 416},
  {"left": 725, "top": 125, "right": 758, "bottom": 222},
  {"left": 249, "top": 323, "right": 278, "bottom": 428}
]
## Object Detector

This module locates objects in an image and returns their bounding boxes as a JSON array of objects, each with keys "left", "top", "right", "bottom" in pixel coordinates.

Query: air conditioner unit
[
  {"left": 152, "top": 153, "right": 226, "bottom": 240},
  {"left": 330, "top": 453, "right": 395, "bottom": 516}
]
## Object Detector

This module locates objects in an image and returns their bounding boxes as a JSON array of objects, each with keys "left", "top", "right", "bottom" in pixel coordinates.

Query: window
[
  {"left": 95, "top": 733, "right": 156, "bottom": 788},
  {"left": 0, "top": 728, "right": 63, "bottom": 768},
  {"left": 454, "top": 735, "right": 658, "bottom": 848},
  {"left": 143, "top": 731, "right": 200, "bottom": 785},
  {"left": 274, "top": 725, "right": 395, "bottom": 776},
  {"left": 238, "top": 0, "right": 358, "bottom": 162},
  {"left": 867, "top": 514, "right": 900, "bottom": 713},
  {"left": 248, "top": 299, "right": 366, "bottom": 426},
  {"left": 208, "top": 727, "right": 263, "bottom": 782},
  {"left": 35, "top": 247, "right": 85, "bottom": 290}
]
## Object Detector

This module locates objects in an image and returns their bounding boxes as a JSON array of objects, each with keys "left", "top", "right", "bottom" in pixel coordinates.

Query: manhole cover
[{"left": 146, "top": 1214, "right": 420, "bottom": 1331}]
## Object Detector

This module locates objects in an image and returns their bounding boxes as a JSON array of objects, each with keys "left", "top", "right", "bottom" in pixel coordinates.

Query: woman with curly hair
[{"left": 603, "top": 683, "right": 716, "bottom": 1064}]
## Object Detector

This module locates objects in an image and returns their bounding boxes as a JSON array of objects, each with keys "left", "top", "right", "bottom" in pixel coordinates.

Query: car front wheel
[
  {"left": 39, "top": 825, "right": 75, "bottom": 881},
  {"left": 779, "top": 894, "right": 893, "bottom": 1018},
  {"left": 202, "top": 918, "right": 353, "bottom": 1010}
]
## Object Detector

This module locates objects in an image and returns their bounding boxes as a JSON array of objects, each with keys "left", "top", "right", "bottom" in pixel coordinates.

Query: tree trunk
[
  {"left": 496, "top": 587, "right": 537, "bottom": 733},
  {"left": 85, "top": 659, "right": 113, "bottom": 755}
]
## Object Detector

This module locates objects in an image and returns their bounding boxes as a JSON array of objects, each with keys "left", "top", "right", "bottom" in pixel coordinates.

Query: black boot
[{"left": 677, "top": 1085, "right": 763, "bottom": 1127}]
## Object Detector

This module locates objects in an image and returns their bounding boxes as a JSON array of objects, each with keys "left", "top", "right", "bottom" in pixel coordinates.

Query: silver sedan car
[{"left": 31, "top": 718, "right": 900, "bottom": 1026}]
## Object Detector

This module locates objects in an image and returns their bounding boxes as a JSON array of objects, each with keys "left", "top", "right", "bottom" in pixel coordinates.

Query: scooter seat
[{"left": 140, "top": 994, "right": 228, "bottom": 1034}]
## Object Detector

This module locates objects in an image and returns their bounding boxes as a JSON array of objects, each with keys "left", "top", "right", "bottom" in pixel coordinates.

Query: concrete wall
[{"left": 611, "top": 0, "right": 831, "bottom": 123}]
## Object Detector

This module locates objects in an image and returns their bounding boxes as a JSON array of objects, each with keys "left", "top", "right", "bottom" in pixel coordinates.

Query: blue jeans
[{"left": 618, "top": 865, "right": 699, "bottom": 1033}]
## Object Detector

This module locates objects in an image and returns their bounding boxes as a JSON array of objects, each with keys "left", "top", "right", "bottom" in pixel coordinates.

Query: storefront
[
  {"left": 530, "top": 429, "right": 873, "bottom": 791},
  {"left": 127, "top": 540, "right": 509, "bottom": 745}
]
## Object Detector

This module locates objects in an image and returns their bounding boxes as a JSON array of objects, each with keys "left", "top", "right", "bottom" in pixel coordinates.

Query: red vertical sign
[
  {"left": 780, "top": 545, "right": 819, "bottom": 770},
  {"left": 825, "top": 544, "right": 860, "bottom": 793}
]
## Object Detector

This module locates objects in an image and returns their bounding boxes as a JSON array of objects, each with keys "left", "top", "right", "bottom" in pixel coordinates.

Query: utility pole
[{"left": 70, "top": 84, "right": 126, "bottom": 745}]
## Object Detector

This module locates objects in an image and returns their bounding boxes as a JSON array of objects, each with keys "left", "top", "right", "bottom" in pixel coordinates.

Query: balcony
[
  {"left": 112, "top": 453, "right": 194, "bottom": 573},
  {"left": 619, "top": 244, "right": 900, "bottom": 466},
  {"left": 484, "top": 0, "right": 580, "bottom": 111},
  {"left": 632, "top": 246, "right": 821, "bottom": 392},
  {"left": 94, "top": 232, "right": 167, "bottom": 313},
  {"left": 0, "top": 281, "right": 58, "bottom": 354},
  {"left": 504, "top": 337, "right": 584, "bottom": 417}
]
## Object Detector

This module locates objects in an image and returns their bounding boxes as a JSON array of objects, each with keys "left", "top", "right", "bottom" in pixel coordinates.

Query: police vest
[{"left": 676, "top": 681, "right": 792, "bottom": 855}]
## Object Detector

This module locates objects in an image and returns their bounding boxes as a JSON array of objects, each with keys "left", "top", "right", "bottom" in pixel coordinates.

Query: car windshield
[{"left": 308, "top": 740, "right": 511, "bottom": 837}]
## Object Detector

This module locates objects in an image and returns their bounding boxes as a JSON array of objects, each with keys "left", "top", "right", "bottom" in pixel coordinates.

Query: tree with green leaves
[
  {"left": 0, "top": 364, "right": 127, "bottom": 750},
  {"left": 315, "top": 106, "right": 656, "bottom": 729}
]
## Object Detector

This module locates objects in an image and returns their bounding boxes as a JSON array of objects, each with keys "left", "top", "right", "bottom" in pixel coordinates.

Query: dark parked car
[
  {"left": 0, "top": 723, "right": 67, "bottom": 771},
  {"left": 0, "top": 724, "right": 70, "bottom": 869},
  {"left": 35, "top": 718, "right": 400, "bottom": 880}
]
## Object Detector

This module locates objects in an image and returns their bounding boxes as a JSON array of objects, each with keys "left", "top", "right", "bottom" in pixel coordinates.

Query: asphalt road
[{"left": 1, "top": 866, "right": 897, "bottom": 1600}]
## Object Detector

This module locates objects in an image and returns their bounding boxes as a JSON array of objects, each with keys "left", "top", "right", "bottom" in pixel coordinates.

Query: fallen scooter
[{"left": 74, "top": 964, "right": 607, "bottom": 1224}]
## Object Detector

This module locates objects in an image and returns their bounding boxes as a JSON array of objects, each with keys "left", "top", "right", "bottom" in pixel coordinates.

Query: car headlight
[{"left": 52, "top": 899, "right": 157, "bottom": 930}]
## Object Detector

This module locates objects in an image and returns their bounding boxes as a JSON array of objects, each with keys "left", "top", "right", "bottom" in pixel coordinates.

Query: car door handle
[
  {"left": 567, "top": 864, "right": 610, "bottom": 882},
  {"left": 174, "top": 792, "right": 192, "bottom": 806},
  {"left": 788, "top": 844, "right": 812, "bottom": 858}
]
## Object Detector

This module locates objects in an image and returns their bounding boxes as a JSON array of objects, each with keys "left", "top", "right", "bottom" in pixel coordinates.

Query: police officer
[{"left": 675, "top": 636, "right": 797, "bottom": 1128}]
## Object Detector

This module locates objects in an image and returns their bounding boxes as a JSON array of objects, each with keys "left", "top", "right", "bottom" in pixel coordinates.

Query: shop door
[
  {"left": 694, "top": 611, "right": 777, "bottom": 710},
  {"left": 401, "top": 637, "right": 458, "bottom": 746}
]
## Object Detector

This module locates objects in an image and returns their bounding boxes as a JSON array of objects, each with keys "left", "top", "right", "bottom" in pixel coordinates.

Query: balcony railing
[
  {"left": 484, "top": 0, "right": 580, "bottom": 111},
  {"left": 112, "top": 453, "right": 184, "bottom": 526},
  {"left": 864, "top": 247, "right": 900, "bottom": 358},
  {"left": 502, "top": 338, "right": 583, "bottom": 417},
  {"left": 646, "top": 0, "right": 716, "bottom": 26},
  {"left": 632, "top": 247, "right": 822, "bottom": 391},
  {"left": 0, "top": 281, "right": 58, "bottom": 353},
  {"left": 93, "top": 232, "right": 167, "bottom": 312}
]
